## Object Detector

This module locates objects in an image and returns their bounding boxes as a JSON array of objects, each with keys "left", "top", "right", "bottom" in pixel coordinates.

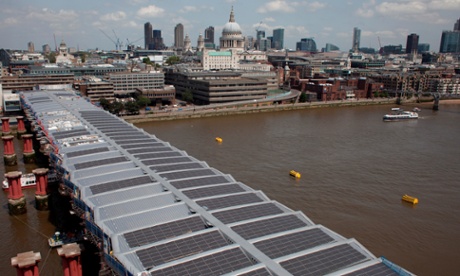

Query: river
[{"left": 1, "top": 103, "right": 459, "bottom": 275}]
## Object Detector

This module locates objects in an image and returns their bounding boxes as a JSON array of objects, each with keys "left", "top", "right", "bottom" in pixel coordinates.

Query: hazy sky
[{"left": 1, "top": 0, "right": 459, "bottom": 52}]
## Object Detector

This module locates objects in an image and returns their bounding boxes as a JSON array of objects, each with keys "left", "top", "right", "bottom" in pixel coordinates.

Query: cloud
[
  {"left": 2, "top": 17, "right": 18, "bottom": 26},
  {"left": 180, "top": 6, "right": 198, "bottom": 13},
  {"left": 137, "top": 5, "right": 165, "bottom": 18},
  {"left": 428, "top": 0, "right": 460, "bottom": 10},
  {"left": 263, "top": 17, "right": 276, "bottom": 22},
  {"left": 101, "top": 11, "right": 126, "bottom": 21},
  {"left": 257, "top": 1, "right": 296, "bottom": 13},
  {"left": 27, "top": 9, "right": 79, "bottom": 22},
  {"left": 376, "top": 1, "right": 426, "bottom": 15},
  {"left": 356, "top": 8, "right": 374, "bottom": 18},
  {"left": 308, "top": 2, "right": 326, "bottom": 11}
]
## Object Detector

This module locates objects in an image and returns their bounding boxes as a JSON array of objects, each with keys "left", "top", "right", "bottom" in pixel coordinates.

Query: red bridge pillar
[
  {"left": 58, "top": 243, "right": 83, "bottom": 276},
  {"left": 34, "top": 168, "right": 49, "bottom": 210},
  {"left": 17, "top": 116, "right": 27, "bottom": 138},
  {"left": 2, "top": 117, "right": 11, "bottom": 135},
  {"left": 2, "top": 135, "right": 17, "bottom": 166},
  {"left": 11, "top": 251, "right": 41, "bottom": 276},
  {"left": 22, "top": 134, "right": 35, "bottom": 164},
  {"left": 6, "top": 171, "right": 26, "bottom": 215}
]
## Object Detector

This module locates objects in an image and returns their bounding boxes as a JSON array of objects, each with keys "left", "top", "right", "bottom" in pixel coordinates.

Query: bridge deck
[{"left": 21, "top": 90, "right": 412, "bottom": 276}]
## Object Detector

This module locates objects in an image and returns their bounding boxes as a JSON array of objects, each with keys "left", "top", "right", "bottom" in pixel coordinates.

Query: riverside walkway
[{"left": 22, "top": 89, "right": 413, "bottom": 276}]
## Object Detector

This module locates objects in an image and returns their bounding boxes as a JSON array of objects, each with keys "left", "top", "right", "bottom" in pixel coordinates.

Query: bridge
[{"left": 21, "top": 89, "right": 413, "bottom": 276}]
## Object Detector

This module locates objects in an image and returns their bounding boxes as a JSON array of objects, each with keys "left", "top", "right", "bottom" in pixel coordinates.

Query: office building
[
  {"left": 174, "top": 23, "right": 184, "bottom": 49},
  {"left": 454, "top": 18, "right": 460, "bottom": 31},
  {"left": 325, "top": 43, "right": 340, "bottom": 52},
  {"left": 204, "top": 26, "right": 215, "bottom": 48},
  {"left": 406, "top": 33, "right": 419, "bottom": 54},
  {"left": 418, "top": 43, "right": 430, "bottom": 53},
  {"left": 296, "top": 38, "right": 317, "bottom": 52},
  {"left": 27, "top": 42, "right": 35, "bottom": 53},
  {"left": 439, "top": 31, "right": 460, "bottom": 53},
  {"left": 144, "top": 22, "right": 153, "bottom": 49},
  {"left": 78, "top": 76, "right": 115, "bottom": 103},
  {"left": 256, "top": 30, "right": 265, "bottom": 50},
  {"left": 152, "top": 30, "right": 164, "bottom": 50},
  {"left": 352, "top": 27, "right": 361, "bottom": 52},
  {"left": 273, "top": 28, "right": 284, "bottom": 50},
  {"left": 42, "top": 44, "right": 51, "bottom": 54}
]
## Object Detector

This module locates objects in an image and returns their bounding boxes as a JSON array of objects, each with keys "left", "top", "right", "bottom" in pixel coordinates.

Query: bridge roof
[{"left": 22, "top": 90, "right": 410, "bottom": 276}]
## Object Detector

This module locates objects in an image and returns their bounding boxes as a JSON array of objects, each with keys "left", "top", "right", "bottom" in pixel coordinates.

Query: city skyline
[{"left": 1, "top": 0, "right": 459, "bottom": 52}]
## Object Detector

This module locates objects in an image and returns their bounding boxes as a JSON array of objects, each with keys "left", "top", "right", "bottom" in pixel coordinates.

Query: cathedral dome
[{"left": 222, "top": 7, "right": 242, "bottom": 35}]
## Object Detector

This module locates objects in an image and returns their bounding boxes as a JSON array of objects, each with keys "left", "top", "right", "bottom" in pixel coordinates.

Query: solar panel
[
  {"left": 135, "top": 151, "right": 182, "bottom": 160},
  {"left": 106, "top": 132, "right": 144, "bottom": 137},
  {"left": 74, "top": 156, "right": 128, "bottom": 170},
  {"left": 124, "top": 216, "right": 207, "bottom": 248},
  {"left": 182, "top": 184, "right": 246, "bottom": 199},
  {"left": 53, "top": 129, "right": 90, "bottom": 139},
  {"left": 160, "top": 168, "right": 216, "bottom": 181},
  {"left": 212, "top": 203, "right": 284, "bottom": 224},
  {"left": 280, "top": 244, "right": 367, "bottom": 276},
  {"left": 149, "top": 248, "right": 254, "bottom": 276},
  {"left": 116, "top": 138, "right": 158, "bottom": 145},
  {"left": 110, "top": 135, "right": 150, "bottom": 141},
  {"left": 127, "top": 146, "right": 172, "bottom": 155},
  {"left": 237, "top": 268, "right": 272, "bottom": 276},
  {"left": 66, "top": 147, "right": 110, "bottom": 158},
  {"left": 141, "top": 156, "right": 193, "bottom": 166},
  {"left": 97, "top": 127, "right": 136, "bottom": 132},
  {"left": 197, "top": 193, "right": 264, "bottom": 211},
  {"left": 150, "top": 162, "right": 204, "bottom": 173},
  {"left": 119, "top": 142, "right": 164, "bottom": 149},
  {"left": 136, "top": 231, "right": 229, "bottom": 268},
  {"left": 171, "top": 175, "right": 231, "bottom": 190},
  {"left": 90, "top": 175, "right": 153, "bottom": 195},
  {"left": 254, "top": 228, "right": 335, "bottom": 259},
  {"left": 232, "top": 215, "right": 309, "bottom": 240},
  {"left": 344, "top": 262, "right": 399, "bottom": 276}
]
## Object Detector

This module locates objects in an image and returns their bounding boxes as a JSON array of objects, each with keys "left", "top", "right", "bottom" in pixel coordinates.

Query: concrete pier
[
  {"left": 58, "top": 243, "right": 83, "bottom": 276},
  {"left": 2, "top": 135, "right": 17, "bottom": 166},
  {"left": 6, "top": 171, "right": 27, "bottom": 215},
  {"left": 2, "top": 117, "right": 12, "bottom": 136},
  {"left": 22, "top": 134, "right": 35, "bottom": 164},
  {"left": 11, "top": 251, "right": 41, "bottom": 276},
  {"left": 34, "top": 168, "right": 49, "bottom": 210}
]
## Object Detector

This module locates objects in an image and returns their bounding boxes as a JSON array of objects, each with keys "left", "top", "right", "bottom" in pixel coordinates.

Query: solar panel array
[{"left": 21, "top": 91, "right": 413, "bottom": 276}]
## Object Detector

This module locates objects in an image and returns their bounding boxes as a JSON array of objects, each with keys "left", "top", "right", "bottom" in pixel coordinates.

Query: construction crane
[
  {"left": 112, "top": 29, "right": 123, "bottom": 51},
  {"left": 99, "top": 29, "right": 122, "bottom": 51},
  {"left": 378, "top": 36, "right": 384, "bottom": 54}
]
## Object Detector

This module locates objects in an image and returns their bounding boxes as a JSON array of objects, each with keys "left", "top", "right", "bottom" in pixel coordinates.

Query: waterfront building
[
  {"left": 0, "top": 73, "right": 74, "bottom": 91},
  {"left": 352, "top": 27, "right": 361, "bottom": 52},
  {"left": 406, "top": 33, "right": 419, "bottom": 54},
  {"left": 144, "top": 22, "right": 153, "bottom": 49},
  {"left": 27, "top": 64, "right": 126, "bottom": 77},
  {"left": 108, "top": 72, "right": 166, "bottom": 95},
  {"left": 77, "top": 76, "right": 114, "bottom": 103},
  {"left": 296, "top": 38, "right": 317, "bottom": 52},
  {"left": 174, "top": 23, "right": 184, "bottom": 50},
  {"left": 135, "top": 85, "right": 176, "bottom": 105},
  {"left": 439, "top": 30, "right": 460, "bottom": 53},
  {"left": 273, "top": 28, "right": 284, "bottom": 50},
  {"left": 428, "top": 76, "right": 460, "bottom": 95},
  {"left": 204, "top": 26, "right": 215, "bottom": 49}
]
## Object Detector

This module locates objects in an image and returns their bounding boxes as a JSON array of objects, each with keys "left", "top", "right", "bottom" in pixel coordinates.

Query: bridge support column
[
  {"left": 2, "top": 135, "right": 17, "bottom": 166},
  {"left": 17, "top": 116, "right": 27, "bottom": 138},
  {"left": 11, "top": 251, "right": 41, "bottom": 276},
  {"left": 22, "top": 134, "right": 35, "bottom": 164},
  {"left": 6, "top": 171, "right": 27, "bottom": 215},
  {"left": 34, "top": 168, "right": 49, "bottom": 210},
  {"left": 2, "top": 117, "right": 11, "bottom": 136},
  {"left": 58, "top": 243, "right": 83, "bottom": 276}
]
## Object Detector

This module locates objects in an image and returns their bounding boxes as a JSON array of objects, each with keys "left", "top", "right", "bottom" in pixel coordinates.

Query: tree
[
  {"left": 99, "top": 97, "right": 110, "bottom": 111},
  {"left": 136, "top": 96, "right": 151, "bottom": 108},
  {"left": 142, "top": 57, "right": 153, "bottom": 65},
  {"left": 182, "top": 89, "right": 194, "bottom": 103},
  {"left": 46, "top": 52, "right": 56, "bottom": 63},
  {"left": 299, "top": 92, "right": 308, "bottom": 103},
  {"left": 165, "top": 56, "right": 180, "bottom": 65},
  {"left": 124, "top": 101, "right": 140, "bottom": 115},
  {"left": 110, "top": 101, "right": 124, "bottom": 115}
]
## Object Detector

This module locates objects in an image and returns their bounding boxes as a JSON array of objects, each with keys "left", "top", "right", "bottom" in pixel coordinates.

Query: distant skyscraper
[
  {"left": 406, "top": 33, "right": 419, "bottom": 54},
  {"left": 454, "top": 18, "right": 460, "bottom": 31},
  {"left": 204, "top": 26, "right": 214, "bottom": 44},
  {"left": 417, "top": 43, "right": 430, "bottom": 53},
  {"left": 144, "top": 22, "right": 153, "bottom": 49},
  {"left": 256, "top": 30, "right": 265, "bottom": 50},
  {"left": 439, "top": 31, "right": 460, "bottom": 53},
  {"left": 325, "top": 43, "right": 340, "bottom": 52},
  {"left": 27, "top": 41, "right": 35, "bottom": 53},
  {"left": 174, "top": 23, "right": 184, "bottom": 49},
  {"left": 296, "top": 38, "right": 317, "bottom": 52},
  {"left": 352, "top": 27, "right": 361, "bottom": 52},
  {"left": 273, "top": 28, "right": 284, "bottom": 50},
  {"left": 42, "top": 44, "right": 51, "bottom": 54},
  {"left": 152, "top": 30, "right": 164, "bottom": 50}
]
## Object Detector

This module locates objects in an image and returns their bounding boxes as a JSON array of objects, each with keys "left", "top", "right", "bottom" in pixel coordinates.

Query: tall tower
[
  {"left": 184, "top": 34, "right": 191, "bottom": 51},
  {"left": 27, "top": 42, "right": 35, "bottom": 53},
  {"left": 144, "top": 22, "right": 153, "bottom": 49},
  {"left": 352, "top": 27, "right": 361, "bottom": 52},
  {"left": 406, "top": 33, "right": 419, "bottom": 54},
  {"left": 174, "top": 23, "right": 184, "bottom": 49},
  {"left": 197, "top": 34, "right": 204, "bottom": 51},
  {"left": 454, "top": 18, "right": 460, "bottom": 31},
  {"left": 273, "top": 28, "right": 284, "bottom": 50},
  {"left": 152, "top": 30, "right": 164, "bottom": 50},
  {"left": 204, "top": 26, "right": 215, "bottom": 48}
]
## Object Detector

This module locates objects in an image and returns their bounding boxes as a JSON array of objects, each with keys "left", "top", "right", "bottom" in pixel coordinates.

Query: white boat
[
  {"left": 2, "top": 172, "right": 58, "bottom": 191},
  {"left": 383, "top": 108, "right": 418, "bottom": 122}
]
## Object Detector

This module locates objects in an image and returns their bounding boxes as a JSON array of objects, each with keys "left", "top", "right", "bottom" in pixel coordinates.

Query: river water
[{"left": 1, "top": 103, "right": 459, "bottom": 275}]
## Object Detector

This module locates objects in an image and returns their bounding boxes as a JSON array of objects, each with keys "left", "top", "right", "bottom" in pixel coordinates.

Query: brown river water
[{"left": 1, "top": 103, "right": 459, "bottom": 275}]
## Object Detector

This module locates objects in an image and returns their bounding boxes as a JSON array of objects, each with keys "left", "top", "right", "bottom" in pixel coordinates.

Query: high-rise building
[
  {"left": 174, "top": 23, "right": 184, "bottom": 49},
  {"left": 296, "top": 38, "right": 317, "bottom": 52},
  {"left": 152, "top": 30, "right": 164, "bottom": 50},
  {"left": 144, "top": 22, "right": 153, "bottom": 49},
  {"left": 406, "top": 33, "right": 419, "bottom": 54},
  {"left": 454, "top": 18, "right": 460, "bottom": 31},
  {"left": 204, "top": 26, "right": 214, "bottom": 45},
  {"left": 352, "top": 27, "right": 361, "bottom": 52},
  {"left": 272, "top": 28, "right": 284, "bottom": 50},
  {"left": 439, "top": 31, "right": 460, "bottom": 53},
  {"left": 417, "top": 43, "right": 430, "bottom": 53},
  {"left": 325, "top": 43, "right": 340, "bottom": 52},
  {"left": 256, "top": 30, "right": 265, "bottom": 50},
  {"left": 42, "top": 44, "right": 51, "bottom": 54},
  {"left": 27, "top": 42, "right": 35, "bottom": 53}
]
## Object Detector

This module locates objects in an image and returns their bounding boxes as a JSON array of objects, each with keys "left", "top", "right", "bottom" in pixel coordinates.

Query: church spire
[{"left": 229, "top": 6, "right": 235, "bottom": 22}]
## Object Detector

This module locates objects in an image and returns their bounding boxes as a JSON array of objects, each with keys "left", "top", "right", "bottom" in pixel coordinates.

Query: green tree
[
  {"left": 182, "top": 89, "right": 194, "bottom": 103},
  {"left": 165, "top": 56, "right": 180, "bottom": 65},
  {"left": 142, "top": 57, "right": 153, "bottom": 65},
  {"left": 299, "top": 92, "right": 307, "bottom": 103},
  {"left": 136, "top": 96, "right": 151, "bottom": 108},
  {"left": 99, "top": 97, "right": 110, "bottom": 111},
  {"left": 110, "top": 101, "right": 124, "bottom": 115},
  {"left": 46, "top": 52, "right": 56, "bottom": 63},
  {"left": 124, "top": 101, "right": 140, "bottom": 115}
]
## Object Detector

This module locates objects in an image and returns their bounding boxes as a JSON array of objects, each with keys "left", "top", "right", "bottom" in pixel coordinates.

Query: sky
[{"left": 1, "top": 0, "right": 459, "bottom": 52}]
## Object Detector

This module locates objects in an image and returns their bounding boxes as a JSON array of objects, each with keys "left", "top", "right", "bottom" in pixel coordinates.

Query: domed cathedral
[{"left": 219, "top": 7, "right": 245, "bottom": 51}]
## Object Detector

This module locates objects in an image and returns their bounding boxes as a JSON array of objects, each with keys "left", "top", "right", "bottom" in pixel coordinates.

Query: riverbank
[{"left": 124, "top": 98, "right": 400, "bottom": 123}]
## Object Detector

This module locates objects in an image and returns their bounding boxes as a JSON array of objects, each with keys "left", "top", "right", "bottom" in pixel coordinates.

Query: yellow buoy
[
  {"left": 215, "top": 137, "right": 223, "bottom": 143},
  {"left": 402, "top": 194, "right": 418, "bottom": 204},
  {"left": 289, "top": 170, "right": 301, "bottom": 178}
]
